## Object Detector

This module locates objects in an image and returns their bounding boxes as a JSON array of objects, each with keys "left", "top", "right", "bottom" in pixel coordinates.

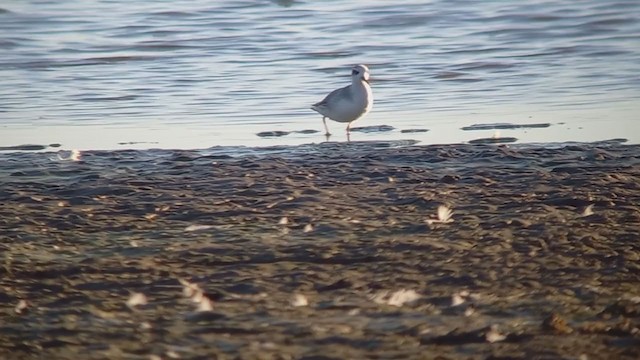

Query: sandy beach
[{"left": 1, "top": 140, "right": 639, "bottom": 359}]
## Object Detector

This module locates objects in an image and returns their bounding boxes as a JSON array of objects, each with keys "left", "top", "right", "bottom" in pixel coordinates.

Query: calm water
[{"left": 1, "top": 0, "right": 639, "bottom": 150}]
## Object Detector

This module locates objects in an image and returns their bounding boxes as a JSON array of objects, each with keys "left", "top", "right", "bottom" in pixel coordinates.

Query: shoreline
[
  {"left": 2, "top": 141, "right": 639, "bottom": 359},
  {"left": 0, "top": 136, "right": 633, "bottom": 155},
  {"left": 1, "top": 113, "right": 639, "bottom": 152}
]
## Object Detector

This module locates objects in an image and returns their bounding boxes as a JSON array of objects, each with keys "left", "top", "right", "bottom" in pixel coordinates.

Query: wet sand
[{"left": 1, "top": 141, "right": 639, "bottom": 359}]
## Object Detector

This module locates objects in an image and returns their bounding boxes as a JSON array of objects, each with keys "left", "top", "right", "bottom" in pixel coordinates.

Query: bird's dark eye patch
[{"left": 352, "top": 70, "right": 359, "bottom": 75}]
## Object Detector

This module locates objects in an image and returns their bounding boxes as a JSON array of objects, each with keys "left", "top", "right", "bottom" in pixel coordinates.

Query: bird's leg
[
  {"left": 346, "top": 122, "right": 352, "bottom": 134},
  {"left": 322, "top": 117, "right": 331, "bottom": 136}
]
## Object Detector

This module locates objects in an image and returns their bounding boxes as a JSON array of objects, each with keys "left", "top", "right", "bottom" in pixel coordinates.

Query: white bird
[{"left": 311, "top": 64, "right": 373, "bottom": 137}]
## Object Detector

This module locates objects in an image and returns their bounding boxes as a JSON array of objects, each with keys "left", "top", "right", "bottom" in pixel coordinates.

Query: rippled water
[{"left": 1, "top": 0, "right": 639, "bottom": 150}]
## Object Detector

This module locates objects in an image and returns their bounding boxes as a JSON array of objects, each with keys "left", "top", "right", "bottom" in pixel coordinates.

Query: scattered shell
[
  {"left": 278, "top": 217, "right": 289, "bottom": 225},
  {"left": 191, "top": 290, "right": 204, "bottom": 303},
  {"left": 14, "top": 300, "right": 29, "bottom": 314},
  {"left": 388, "top": 289, "right": 421, "bottom": 307},
  {"left": 581, "top": 204, "right": 595, "bottom": 217},
  {"left": 291, "top": 294, "right": 309, "bottom": 307},
  {"left": 184, "top": 224, "right": 214, "bottom": 232},
  {"left": 426, "top": 205, "right": 454, "bottom": 224},
  {"left": 144, "top": 213, "right": 158, "bottom": 220},
  {"left": 179, "top": 278, "right": 201, "bottom": 298},
  {"left": 372, "top": 289, "right": 421, "bottom": 307},
  {"left": 348, "top": 308, "right": 361, "bottom": 316},
  {"left": 166, "top": 350, "right": 180, "bottom": 359},
  {"left": 451, "top": 293, "right": 465, "bottom": 307},
  {"left": 437, "top": 205, "right": 454, "bottom": 222},
  {"left": 196, "top": 296, "right": 214, "bottom": 312},
  {"left": 179, "top": 278, "right": 213, "bottom": 312},
  {"left": 485, "top": 325, "right": 506, "bottom": 343},
  {"left": 464, "top": 305, "right": 476, "bottom": 317},
  {"left": 126, "top": 292, "right": 148, "bottom": 309},
  {"left": 303, "top": 224, "right": 314, "bottom": 233}
]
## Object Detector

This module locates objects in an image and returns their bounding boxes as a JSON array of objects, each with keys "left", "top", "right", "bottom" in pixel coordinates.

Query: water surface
[{"left": 1, "top": 0, "right": 639, "bottom": 150}]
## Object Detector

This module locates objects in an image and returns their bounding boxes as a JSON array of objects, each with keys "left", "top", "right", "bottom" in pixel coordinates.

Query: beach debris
[
  {"left": 184, "top": 224, "right": 213, "bottom": 232},
  {"left": 179, "top": 278, "right": 201, "bottom": 298},
  {"left": 291, "top": 294, "right": 309, "bottom": 307},
  {"left": 437, "top": 205, "right": 454, "bottom": 222},
  {"left": 485, "top": 324, "right": 507, "bottom": 343},
  {"left": 191, "top": 290, "right": 204, "bottom": 303},
  {"left": 371, "top": 289, "right": 421, "bottom": 307},
  {"left": 581, "top": 204, "right": 595, "bottom": 217},
  {"left": 179, "top": 278, "right": 213, "bottom": 312},
  {"left": 464, "top": 304, "right": 476, "bottom": 317},
  {"left": 166, "top": 350, "right": 181, "bottom": 359},
  {"left": 196, "top": 296, "right": 214, "bottom": 312},
  {"left": 278, "top": 217, "right": 289, "bottom": 225},
  {"left": 14, "top": 299, "right": 29, "bottom": 314},
  {"left": 451, "top": 292, "right": 466, "bottom": 307},
  {"left": 388, "top": 289, "right": 421, "bottom": 307},
  {"left": 542, "top": 312, "right": 573, "bottom": 334},
  {"left": 303, "top": 224, "right": 314, "bottom": 233},
  {"left": 144, "top": 213, "right": 158, "bottom": 221},
  {"left": 130, "top": 240, "right": 139, "bottom": 247},
  {"left": 426, "top": 205, "right": 454, "bottom": 225},
  {"left": 126, "top": 292, "right": 148, "bottom": 309}
]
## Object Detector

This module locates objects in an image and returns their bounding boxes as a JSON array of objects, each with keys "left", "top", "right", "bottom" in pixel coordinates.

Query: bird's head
[{"left": 351, "top": 64, "right": 371, "bottom": 83}]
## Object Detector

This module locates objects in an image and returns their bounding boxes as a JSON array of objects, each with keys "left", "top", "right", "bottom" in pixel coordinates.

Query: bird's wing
[{"left": 312, "top": 85, "right": 352, "bottom": 108}]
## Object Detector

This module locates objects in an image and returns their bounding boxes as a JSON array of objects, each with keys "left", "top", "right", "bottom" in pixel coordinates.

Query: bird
[{"left": 311, "top": 64, "right": 373, "bottom": 137}]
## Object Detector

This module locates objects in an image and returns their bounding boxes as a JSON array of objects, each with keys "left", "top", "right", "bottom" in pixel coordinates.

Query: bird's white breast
[{"left": 331, "top": 81, "right": 372, "bottom": 123}]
